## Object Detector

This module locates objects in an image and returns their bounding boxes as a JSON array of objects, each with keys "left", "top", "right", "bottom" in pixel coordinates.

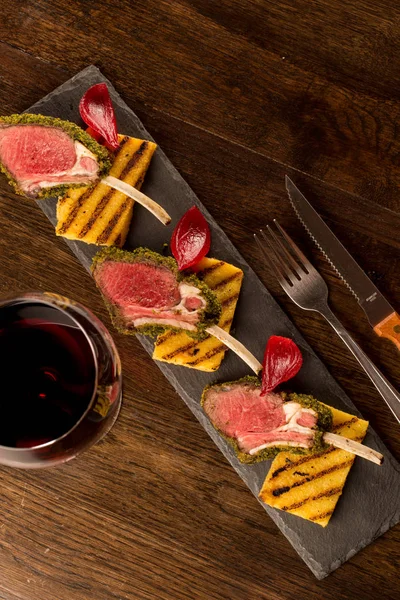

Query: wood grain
[{"left": 0, "top": 1, "right": 399, "bottom": 598}]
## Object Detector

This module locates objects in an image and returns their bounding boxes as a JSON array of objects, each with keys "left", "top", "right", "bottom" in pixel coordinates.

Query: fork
[{"left": 254, "top": 220, "right": 400, "bottom": 425}]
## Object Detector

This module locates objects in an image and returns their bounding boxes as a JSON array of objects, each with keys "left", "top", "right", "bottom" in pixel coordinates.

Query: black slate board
[{"left": 26, "top": 65, "right": 400, "bottom": 579}]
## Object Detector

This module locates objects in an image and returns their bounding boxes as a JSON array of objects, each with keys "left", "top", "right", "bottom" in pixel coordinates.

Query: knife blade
[{"left": 285, "top": 175, "right": 400, "bottom": 351}]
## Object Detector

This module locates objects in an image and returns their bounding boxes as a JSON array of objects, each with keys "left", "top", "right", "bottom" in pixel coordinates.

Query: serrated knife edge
[
  {"left": 285, "top": 176, "right": 360, "bottom": 301},
  {"left": 284, "top": 175, "right": 395, "bottom": 328}
]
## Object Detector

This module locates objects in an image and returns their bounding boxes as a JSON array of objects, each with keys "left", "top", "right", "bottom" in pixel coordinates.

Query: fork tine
[
  {"left": 263, "top": 228, "right": 299, "bottom": 286},
  {"left": 258, "top": 229, "right": 298, "bottom": 286},
  {"left": 253, "top": 231, "right": 270, "bottom": 263},
  {"left": 273, "top": 220, "right": 314, "bottom": 273},
  {"left": 266, "top": 225, "right": 304, "bottom": 279},
  {"left": 254, "top": 231, "right": 292, "bottom": 287},
  {"left": 255, "top": 221, "right": 329, "bottom": 313}
]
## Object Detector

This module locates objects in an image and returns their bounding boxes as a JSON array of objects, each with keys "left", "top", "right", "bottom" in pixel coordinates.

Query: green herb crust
[
  {"left": 201, "top": 377, "right": 333, "bottom": 464},
  {"left": 92, "top": 246, "right": 221, "bottom": 338},
  {"left": 0, "top": 113, "right": 112, "bottom": 198}
]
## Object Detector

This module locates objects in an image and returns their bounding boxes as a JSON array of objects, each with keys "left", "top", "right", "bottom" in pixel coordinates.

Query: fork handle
[{"left": 317, "top": 305, "right": 400, "bottom": 424}]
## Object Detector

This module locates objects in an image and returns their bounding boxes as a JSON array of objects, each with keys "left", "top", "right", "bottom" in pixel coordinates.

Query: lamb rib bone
[
  {"left": 103, "top": 175, "right": 171, "bottom": 225},
  {"left": 205, "top": 324, "right": 262, "bottom": 374},
  {"left": 323, "top": 432, "right": 383, "bottom": 465}
]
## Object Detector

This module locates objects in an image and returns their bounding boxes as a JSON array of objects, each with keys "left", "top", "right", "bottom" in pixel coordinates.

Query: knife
[{"left": 285, "top": 176, "right": 400, "bottom": 352}]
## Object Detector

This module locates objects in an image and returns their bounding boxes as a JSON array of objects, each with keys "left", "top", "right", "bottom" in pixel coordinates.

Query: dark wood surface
[{"left": 0, "top": 1, "right": 399, "bottom": 598}]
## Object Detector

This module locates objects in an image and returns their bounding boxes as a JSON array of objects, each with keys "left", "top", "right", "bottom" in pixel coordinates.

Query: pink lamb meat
[
  {"left": 91, "top": 247, "right": 221, "bottom": 336},
  {"left": 202, "top": 379, "right": 319, "bottom": 457},
  {"left": 0, "top": 115, "right": 110, "bottom": 198},
  {"left": 0, "top": 124, "right": 98, "bottom": 196}
]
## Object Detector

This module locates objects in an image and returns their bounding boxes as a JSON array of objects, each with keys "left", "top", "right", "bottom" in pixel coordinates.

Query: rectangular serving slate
[{"left": 26, "top": 65, "right": 400, "bottom": 579}]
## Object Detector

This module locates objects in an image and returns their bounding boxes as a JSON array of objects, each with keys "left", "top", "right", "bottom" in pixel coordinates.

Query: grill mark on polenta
[
  {"left": 96, "top": 199, "right": 130, "bottom": 244},
  {"left": 155, "top": 278, "right": 238, "bottom": 356},
  {"left": 197, "top": 261, "right": 225, "bottom": 278},
  {"left": 331, "top": 417, "right": 358, "bottom": 432},
  {"left": 219, "top": 317, "right": 233, "bottom": 329},
  {"left": 221, "top": 294, "right": 240, "bottom": 309},
  {"left": 59, "top": 136, "right": 137, "bottom": 238},
  {"left": 114, "top": 233, "right": 123, "bottom": 247},
  {"left": 117, "top": 136, "right": 130, "bottom": 150},
  {"left": 212, "top": 272, "right": 242, "bottom": 290},
  {"left": 281, "top": 486, "right": 343, "bottom": 511},
  {"left": 155, "top": 316, "right": 233, "bottom": 361},
  {"left": 78, "top": 142, "right": 150, "bottom": 238},
  {"left": 270, "top": 448, "right": 336, "bottom": 478},
  {"left": 57, "top": 186, "right": 95, "bottom": 234},
  {"left": 153, "top": 259, "right": 243, "bottom": 371},
  {"left": 270, "top": 458, "right": 354, "bottom": 497},
  {"left": 269, "top": 432, "right": 366, "bottom": 480},
  {"left": 309, "top": 510, "right": 334, "bottom": 522},
  {"left": 77, "top": 188, "right": 116, "bottom": 237},
  {"left": 186, "top": 344, "right": 226, "bottom": 365},
  {"left": 58, "top": 194, "right": 69, "bottom": 206},
  {"left": 157, "top": 334, "right": 227, "bottom": 364},
  {"left": 119, "top": 141, "right": 148, "bottom": 179},
  {"left": 160, "top": 340, "right": 200, "bottom": 360},
  {"left": 136, "top": 174, "right": 145, "bottom": 189},
  {"left": 155, "top": 331, "right": 176, "bottom": 345}
]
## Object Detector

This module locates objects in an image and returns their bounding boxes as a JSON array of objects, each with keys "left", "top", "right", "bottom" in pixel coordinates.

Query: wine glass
[{"left": 0, "top": 291, "right": 122, "bottom": 468}]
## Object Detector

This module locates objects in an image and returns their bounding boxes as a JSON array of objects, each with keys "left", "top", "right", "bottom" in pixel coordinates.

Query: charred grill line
[
  {"left": 77, "top": 188, "right": 115, "bottom": 237},
  {"left": 196, "top": 261, "right": 225, "bottom": 278},
  {"left": 160, "top": 339, "right": 207, "bottom": 360},
  {"left": 96, "top": 199, "right": 130, "bottom": 244},
  {"left": 270, "top": 448, "right": 335, "bottom": 478},
  {"left": 271, "top": 465, "right": 292, "bottom": 479},
  {"left": 155, "top": 331, "right": 176, "bottom": 344},
  {"left": 270, "top": 432, "right": 365, "bottom": 479},
  {"left": 116, "top": 136, "right": 130, "bottom": 151},
  {"left": 272, "top": 486, "right": 290, "bottom": 497},
  {"left": 219, "top": 317, "right": 233, "bottom": 329},
  {"left": 114, "top": 233, "right": 122, "bottom": 247},
  {"left": 58, "top": 194, "right": 68, "bottom": 206},
  {"left": 261, "top": 406, "right": 369, "bottom": 525},
  {"left": 186, "top": 344, "right": 226, "bottom": 365},
  {"left": 270, "top": 458, "right": 354, "bottom": 497},
  {"left": 281, "top": 486, "right": 343, "bottom": 511},
  {"left": 221, "top": 294, "right": 240, "bottom": 309},
  {"left": 309, "top": 510, "right": 334, "bottom": 522},
  {"left": 212, "top": 272, "right": 242, "bottom": 290},
  {"left": 331, "top": 417, "right": 358, "bottom": 432},
  {"left": 119, "top": 141, "right": 148, "bottom": 179},
  {"left": 154, "top": 277, "right": 240, "bottom": 363},
  {"left": 77, "top": 141, "right": 148, "bottom": 238},
  {"left": 57, "top": 186, "right": 95, "bottom": 233},
  {"left": 157, "top": 334, "right": 229, "bottom": 362}
]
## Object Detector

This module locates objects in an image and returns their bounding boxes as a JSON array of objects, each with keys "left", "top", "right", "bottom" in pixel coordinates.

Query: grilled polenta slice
[
  {"left": 56, "top": 134, "right": 157, "bottom": 247},
  {"left": 259, "top": 405, "right": 368, "bottom": 527},
  {"left": 153, "top": 257, "right": 243, "bottom": 371}
]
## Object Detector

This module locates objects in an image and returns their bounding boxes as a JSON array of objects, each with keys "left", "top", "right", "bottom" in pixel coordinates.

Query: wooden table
[{"left": 0, "top": 1, "right": 399, "bottom": 598}]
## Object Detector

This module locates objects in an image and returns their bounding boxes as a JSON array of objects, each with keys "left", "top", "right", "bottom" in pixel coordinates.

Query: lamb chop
[
  {"left": 92, "top": 247, "right": 264, "bottom": 373},
  {"left": 0, "top": 114, "right": 111, "bottom": 198},
  {"left": 92, "top": 247, "right": 221, "bottom": 337},
  {"left": 202, "top": 377, "right": 383, "bottom": 464},
  {"left": 0, "top": 114, "right": 170, "bottom": 224}
]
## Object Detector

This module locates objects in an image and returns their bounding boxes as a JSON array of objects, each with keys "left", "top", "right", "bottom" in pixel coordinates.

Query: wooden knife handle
[{"left": 373, "top": 311, "right": 400, "bottom": 352}]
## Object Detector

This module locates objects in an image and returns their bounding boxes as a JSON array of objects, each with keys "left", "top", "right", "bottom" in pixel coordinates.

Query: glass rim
[{"left": 0, "top": 292, "right": 100, "bottom": 451}]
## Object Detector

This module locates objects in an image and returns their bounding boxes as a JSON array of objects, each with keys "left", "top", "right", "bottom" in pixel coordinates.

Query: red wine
[{"left": 0, "top": 300, "right": 96, "bottom": 448}]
